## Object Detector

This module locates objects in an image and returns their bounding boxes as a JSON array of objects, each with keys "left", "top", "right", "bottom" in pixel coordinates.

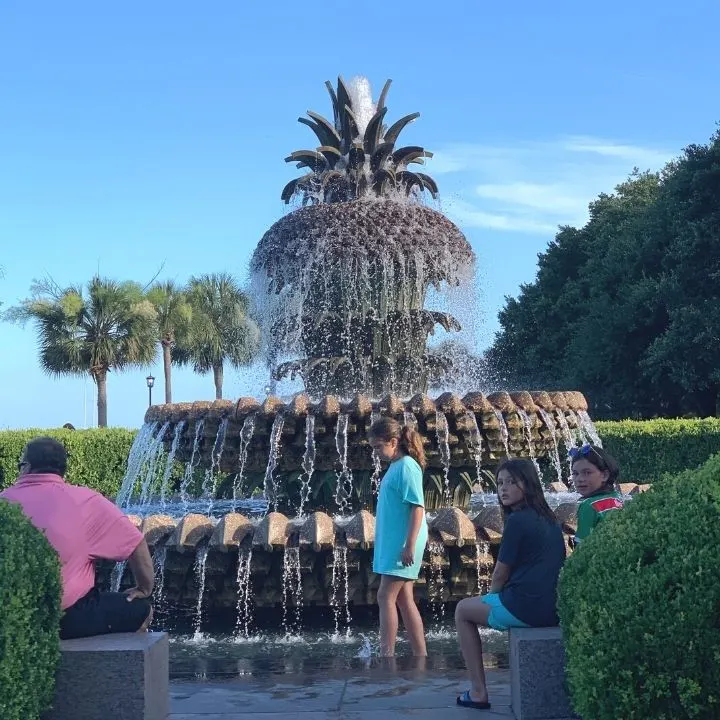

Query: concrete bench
[
  {"left": 509, "top": 627, "right": 578, "bottom": 720},
  {"left": 48, "top": 632, "right": 169, "bottom": 720}
]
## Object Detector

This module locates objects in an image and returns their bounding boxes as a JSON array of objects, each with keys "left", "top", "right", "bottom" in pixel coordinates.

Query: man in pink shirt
[{"left": 0, "top": 436, "right": 155, "bottom": 639}]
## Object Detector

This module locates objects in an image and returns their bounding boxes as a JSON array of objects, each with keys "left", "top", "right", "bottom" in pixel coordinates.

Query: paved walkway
[{"left": 169, "top": 669, "right": 514, "bottom": 719}]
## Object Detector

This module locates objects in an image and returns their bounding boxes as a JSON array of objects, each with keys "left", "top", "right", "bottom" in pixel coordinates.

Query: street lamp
[{"left": 146, "top": 374, "right": 155, "bottom": 408}]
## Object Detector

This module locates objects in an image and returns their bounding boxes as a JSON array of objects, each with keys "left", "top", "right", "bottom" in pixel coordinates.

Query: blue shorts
[{"left": 480, "top": 593, "right": 530, "bottom": 631}]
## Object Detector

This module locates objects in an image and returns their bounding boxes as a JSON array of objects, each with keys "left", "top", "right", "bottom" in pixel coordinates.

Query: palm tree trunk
[
  {"left": 162, "top": 341, "right": 173, "bottom": 404},
  {"left": 213, "top": 361, "right": 223, "bottom": 400},
  {"left": 94, "top": 370, "right": 108, "bottom": 427}
]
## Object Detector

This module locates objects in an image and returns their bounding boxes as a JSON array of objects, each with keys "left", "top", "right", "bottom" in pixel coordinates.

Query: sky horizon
[{"left": 1, "top": 1, "right": 718, "bottom": 430}]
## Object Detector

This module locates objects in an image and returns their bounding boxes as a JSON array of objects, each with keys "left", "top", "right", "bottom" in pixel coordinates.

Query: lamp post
[{"left": 146, "top": 374, "right": 155, "bottom": 408}]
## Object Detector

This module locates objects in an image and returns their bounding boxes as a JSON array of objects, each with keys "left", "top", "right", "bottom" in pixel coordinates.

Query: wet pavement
[{"left": 169, "top": 667, "right": 514, "bottom": 719}]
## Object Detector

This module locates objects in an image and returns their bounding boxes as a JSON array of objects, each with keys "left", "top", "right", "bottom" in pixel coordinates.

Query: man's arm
[{"left": 124, "top": 538, "right": 155, "bottom": 601}]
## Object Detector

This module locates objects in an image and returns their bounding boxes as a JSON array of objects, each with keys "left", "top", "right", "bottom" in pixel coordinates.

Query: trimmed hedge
[
  {"left": 0, "top": 500, "right": 62, "bottom": 720},
  {"left": 596, "top": 418, "right": 720, "bottom": 484},
  {"left": 558, "top": 452, "right": 720, "bottom": 719},
  {"left": 0, "top": 429, "right": 135, "bottom": 498},
  {"left": 1, "top": 418, "right": 719, "bottom": 500}
]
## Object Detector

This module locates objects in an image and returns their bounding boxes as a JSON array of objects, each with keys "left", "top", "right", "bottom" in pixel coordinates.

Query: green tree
[
  {"left": 146, "top": 280, "right": 192, "bottom": 404},
  {"left": 177, "top": 273, "right": 259, "bottom": 399},
  {"left": 4, "top": 277, "right": 157, "bottom": 426}
]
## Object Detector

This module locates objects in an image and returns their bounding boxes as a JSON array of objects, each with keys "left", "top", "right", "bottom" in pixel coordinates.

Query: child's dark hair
[
  {"left": 368, "top": 417, "right": 426, "bottom": 469},
  {"left": 570, "top": 444, "right": 620, "bottom": 489},
  {"left": 496, "top": 458, "right": 556, "bottom": 524}
]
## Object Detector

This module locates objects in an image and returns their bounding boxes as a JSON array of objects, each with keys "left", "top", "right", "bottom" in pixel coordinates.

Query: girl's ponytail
[{"left": 399, "top": 425, "right": 426, "bottom": 470}]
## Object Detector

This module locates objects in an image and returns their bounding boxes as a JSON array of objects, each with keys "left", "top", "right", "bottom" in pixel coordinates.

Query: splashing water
[
  {"left": 492, "top": 409, "right": 511, "bottom": 458},
  {"left": 369, "top": 410, "right": 382, "bottom": 495},
  {"left": 192, "top": 545, "right": 210, "bottom": 640},
  {"left": 263, "top": 415, "right": 285, "bottom": 512},
  {"left": 426, "top": 542, "right": 446, "bottom": 631},
  {"left": 202, "top": 418, "right": 229, "bottom": 513},
  {"left": 464, "top": 411, "right": 484, "bottom": 485},
  {"left": 334, "top": 413, "right": 354, "bottom": 514},
  {"left": 435, "top": 412, "right": 451, "bottom": 503},
  {"left": 578, "top": 410, "right": 603, "bottom": 447},
  {"left": 234, "top": 547, "right": 254, "bottom": 639},
  {"left": 281, "top": 547, "right": 303, "bottom": 638},
  {"left": 403, "top": 410, "right": 418, "bottom": 429},
  {"left": 475, "top": 541, "right": 490, "bottom": 595},
  {"left": 138, "top": 422, "right": 171, "bottom": 506},
  {"left": 153, "top": 545, "right": 168, "bottom": 614},
  {"left": 298, "top": 415, "right": 316, "bottom": 518},
  {"left": 330, "top": 545, "right": 351, "bottom": 637},
  {"left": 117, "top": 422, "right": 158, "bottom": 507},
  {"left": 346, "top": 76, "right": 376, "bottom": 137},
  {"left": 538, "top": 408, "right": 564, "bottom": 483},
  {"left": 517, "top": 409, "right": 542, "bottom": 480},
  {"left": 110, "top": 560, "right": 127, "bottom": 592},
  {"left": 233, "top": 414, "right": 257, "bottom": 506},
  {"left": 160, "top": 421, "right": 185, "bottom": 510},
  {"left": 180, "top": 420, "right": 205, "bottom": 510}
]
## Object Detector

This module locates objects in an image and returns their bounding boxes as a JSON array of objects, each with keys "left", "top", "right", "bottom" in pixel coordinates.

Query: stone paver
[{"left": 169, "top": 670, "right": 513, "bottom": 718}]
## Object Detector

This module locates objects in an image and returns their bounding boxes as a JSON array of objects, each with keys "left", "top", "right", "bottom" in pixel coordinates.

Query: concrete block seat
[
  {"left": 509, "top": 627, "right": 579, "bottom": 720},
  {"left": 47, "top": 632, "right": 169, "bottom": 720}
]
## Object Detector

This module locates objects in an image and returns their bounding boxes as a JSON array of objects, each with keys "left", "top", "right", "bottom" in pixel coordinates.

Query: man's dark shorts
[{"left": 60, "top": 588, "right": 152, "bottom": 640}]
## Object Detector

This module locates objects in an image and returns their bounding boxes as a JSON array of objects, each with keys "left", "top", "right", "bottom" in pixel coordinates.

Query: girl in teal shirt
[{"left": 369, "top": 417, "right": 428, "bottom": 658}]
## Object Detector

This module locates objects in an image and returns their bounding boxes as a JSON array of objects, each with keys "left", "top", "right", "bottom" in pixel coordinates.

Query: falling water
[
  {"left": 464, "top": 411, "right": 484, "bottom": 484},
  {"left": 152, "top": 545, "right": 168, "bottom": 613},
  {"left": 110, "top": 560, "right": 126, "bottom": 592},
  {"left": 298, "top": 415, "right": 316, "bottom": 518},
  {"left": 568, "top": 410, "right": 590, "bottom": 445},
  {"left": 159, "top": 421, "right": 185, "bottom": 510},
  {"left": 233, "top": 414, "right": 257, "bottom": 505},
  {"left": 537, "top": 408, "right": 564, "bottom": 483},
  {"left": 116, "top": 422, "right": 158, "bottom": 507},
  {"left": 493, "top": 409, "right": 511, "bottom": 457},
  {"left": 330, "top": 545, "right": 351, "bottom": 637},
  {"left": 202, "top": 418, "right": 229, "bottom": 513},
  {"left": 180, "top": 420, "right": 205, "bottom": 509},
  {"left": 578, "top": 410, "right": 603, "bottom": 447},
  {"left": 403, "top": 410, "right": 418, "bottom": 429},
  {"left": 474, "top": 541, "right": 490, "bottom": 595},
  {"left": 556, "top": 412, "right": 575, "bottom": 452},
  {"left": 334, "top": 413, "right": 354, "bottom": 514},
  {"left": 234, "top": 547, "right": 254, "bottom": 639},
  {"left": 192, "top": 544, "right": 210, "bottom": 640},
  {"left": 138, "top": 422, "right": 171, "bottom": 506},
  {"left": 435, "top": 411, "right": 452, "bottom": 503},
  {"left": 369, "top": 411, "right": 383, "bottom": 495},
  {"left": 281, "top": 547, "right": 303, "bottom": 637},
  {"left": 517, "top": 409, "right": 542, "bottom": 479},
  {"left": 426, "top": 541, "right": 446, "bottom": 630},
  {"left": 263, "top": 415, "right": 286, "bottom": 512}
]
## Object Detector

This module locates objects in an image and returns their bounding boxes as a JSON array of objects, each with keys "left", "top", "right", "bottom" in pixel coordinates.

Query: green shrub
[
  {"left": 558, "top": 452, "right": 720, "bottom": 719},
  {"left": 0, "top": 429, "right": 135, "bottom": 498},
  {"left": 0, "top": 500, "right": 62, "bottom": 720},
  {"left": 596, "top": 417, "right": 720, "bottom": 484}
]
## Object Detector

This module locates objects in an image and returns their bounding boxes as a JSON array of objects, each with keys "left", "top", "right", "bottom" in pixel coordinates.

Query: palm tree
[
  {"left": 177, "top": 273, "right": 259, "bottom": 399},
  {"left": 146, "top": 280, "right": 192, "bottom": 404},
  {"left": 5, "top": 277, "right": 157, "bottom": 426}
]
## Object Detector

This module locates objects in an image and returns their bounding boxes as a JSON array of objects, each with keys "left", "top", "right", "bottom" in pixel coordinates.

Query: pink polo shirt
[{"left": 0, "top": 473, "right": 143, "bottom": 610}]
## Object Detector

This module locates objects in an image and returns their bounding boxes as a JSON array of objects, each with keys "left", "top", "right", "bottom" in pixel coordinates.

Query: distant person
[
  {"left": 369, "top": 417, "right": 428, "bottom": 658},
  {"left": 570, "top": 444, "right": 623, "bottom": 544},
  {"left": 0, "top": 436, "right": 154, "bottom": 639},
  {"left": 62, "top": 422, "right": 76, "bottom": 430},
  {"left": 455, "top": 459, "right": 565, "bottom": 710}
]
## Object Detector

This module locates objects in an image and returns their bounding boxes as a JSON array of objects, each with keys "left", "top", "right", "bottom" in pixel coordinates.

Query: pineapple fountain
[{"left": 110, "top": 78, "right": 613, "bottom": 638}]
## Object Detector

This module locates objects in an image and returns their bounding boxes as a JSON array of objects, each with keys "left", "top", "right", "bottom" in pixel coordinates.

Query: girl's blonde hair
[{"left": 368, "top": 416, "right": 426, "bottom": 469}]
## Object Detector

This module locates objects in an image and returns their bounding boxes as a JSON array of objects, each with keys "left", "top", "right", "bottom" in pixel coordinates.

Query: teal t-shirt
[{"left": 373, "top": 455, "right": 428, "bottom": 580}]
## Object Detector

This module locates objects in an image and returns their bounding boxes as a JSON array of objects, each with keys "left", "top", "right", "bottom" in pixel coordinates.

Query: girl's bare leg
[
  {"left": 377, "top": 575, "right": 406, "bottom": 656},
  {"left": 454, "top": 597, "right": 492, "bottom": 703},
  {"left": 396, "top": 581, "right": 427, "bottom": 657}
]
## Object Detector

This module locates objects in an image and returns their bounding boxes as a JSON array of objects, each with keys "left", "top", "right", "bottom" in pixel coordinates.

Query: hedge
[
  {"left": 0, "top": 500, "right": 62, "bottom": 720},
  {"left": 0, "top": 429, "right": 135, "bottom": 497},
  {"left": 1, "top": 418, "right": 719, "bottom": 500},
  {"left": 558, "top": 452, "right": 720, "bottom": 719},
  {"left": 596, "top": 418, "right": 720, "bottom": 484}
]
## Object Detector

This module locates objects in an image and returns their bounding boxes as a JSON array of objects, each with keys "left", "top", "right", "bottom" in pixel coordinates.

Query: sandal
[{"left": 456, "top": 690, "right": 491, "bottom": 710}]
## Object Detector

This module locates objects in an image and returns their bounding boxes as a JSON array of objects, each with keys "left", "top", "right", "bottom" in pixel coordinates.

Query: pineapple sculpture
[{"left": 251, "top": 77, "right": 475, "bottom": 399}]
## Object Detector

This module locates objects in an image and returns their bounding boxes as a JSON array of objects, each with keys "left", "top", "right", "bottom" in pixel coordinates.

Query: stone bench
[
  {"left": 47, "top": 632, "right": 169, "bottom": 720},
  {"left": 509, "top": 627, "right": 578, "bottom": 720}
]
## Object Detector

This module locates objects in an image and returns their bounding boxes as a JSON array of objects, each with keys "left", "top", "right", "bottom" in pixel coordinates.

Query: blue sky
[{"left": 1, "top": 1, "right": 718, "bottom": 429}]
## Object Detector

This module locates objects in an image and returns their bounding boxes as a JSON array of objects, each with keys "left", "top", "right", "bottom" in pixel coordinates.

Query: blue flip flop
[{"left": 456, "top": 690, "right": 491, "bottom": 710}]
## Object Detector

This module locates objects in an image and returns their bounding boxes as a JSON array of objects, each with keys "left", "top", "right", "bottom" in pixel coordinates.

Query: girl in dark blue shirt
[{"left": 455, "top": 459, "right": 565, "bottom": 710}]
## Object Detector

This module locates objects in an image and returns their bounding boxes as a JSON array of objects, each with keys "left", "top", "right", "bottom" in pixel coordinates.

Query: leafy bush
[
  {"left": 0, "top": 428, "right": 135, "bottom": 497},
  {"left": 0, "top": 500, "right": 62, "bottom": 720},
  {"left": 596, "top": 417, "right": 720, "bottom": 484},
  {"left": 558, "top": 452, "right": 720, "bottom": 719}
]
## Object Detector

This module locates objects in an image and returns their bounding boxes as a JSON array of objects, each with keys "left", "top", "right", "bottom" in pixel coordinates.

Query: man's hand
[
  {"left": 401, "top": 545, "right": 415, "bottom": 567},
  {"left": 125, "top": 586, "right": 153, "bottom": 602}
]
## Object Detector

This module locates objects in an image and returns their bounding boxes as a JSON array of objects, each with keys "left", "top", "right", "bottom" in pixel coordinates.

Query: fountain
[{"left": 107, "top": 78, "right": 611, "bottom": 632}]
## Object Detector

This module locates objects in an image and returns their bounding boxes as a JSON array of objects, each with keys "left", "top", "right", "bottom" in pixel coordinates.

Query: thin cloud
[{"left": 429, "top": 136, "right": 675, "bottom": 234}]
